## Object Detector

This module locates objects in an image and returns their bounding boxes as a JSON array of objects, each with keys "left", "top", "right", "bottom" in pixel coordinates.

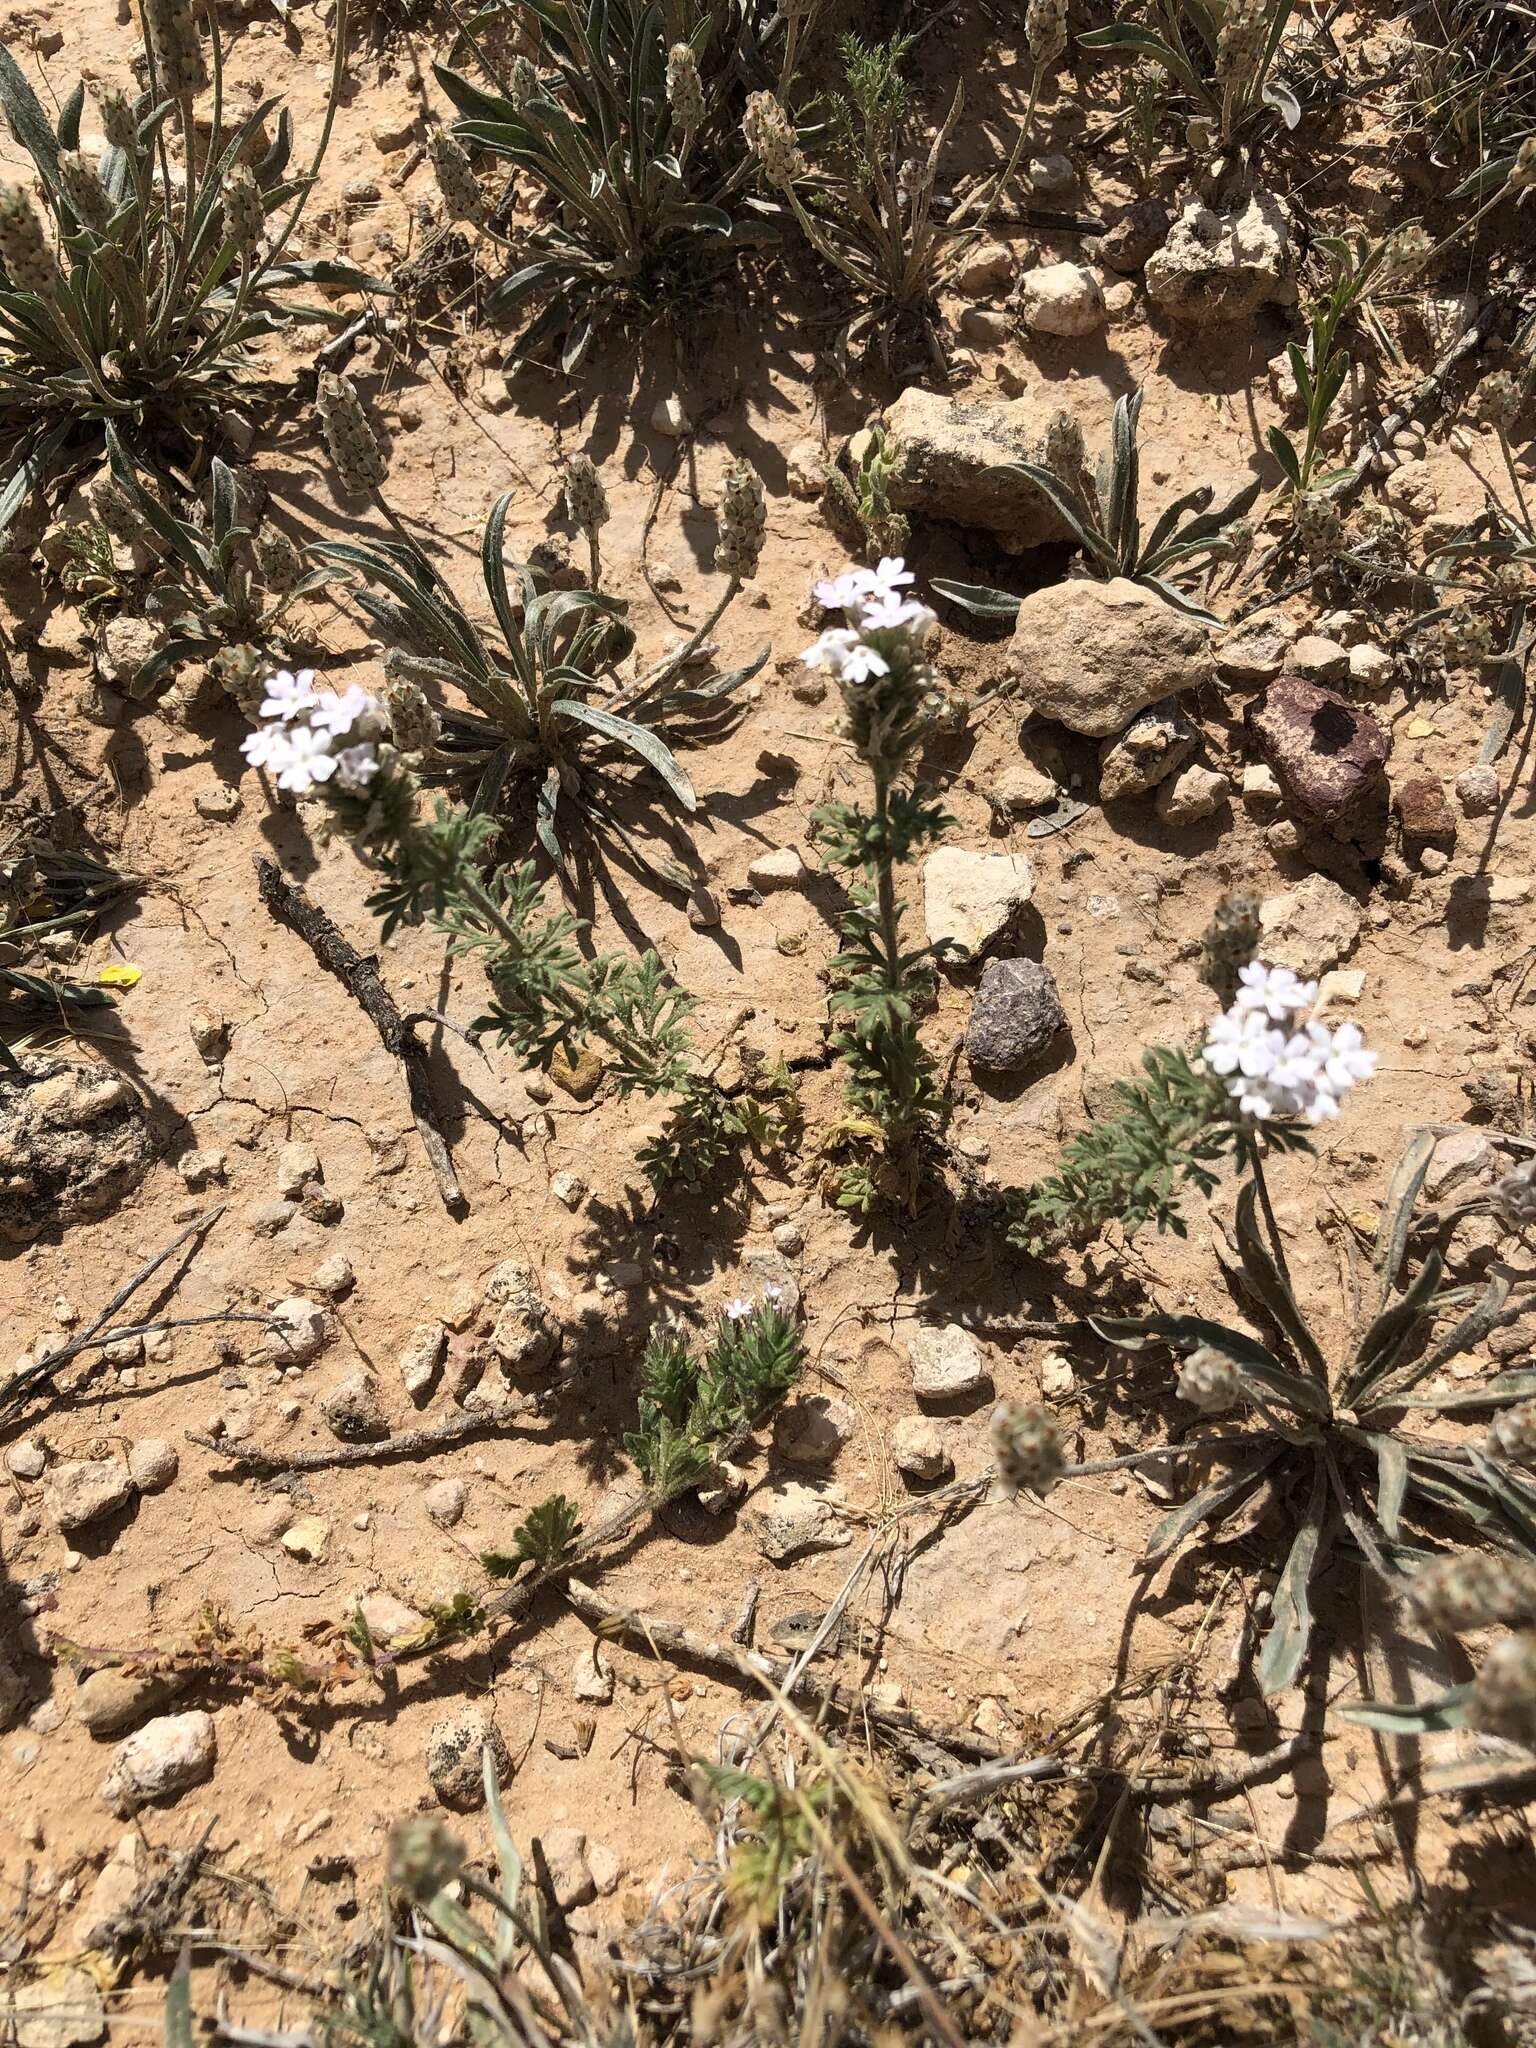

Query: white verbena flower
[
  {"left": 333, "top": 744, "right": 380, "bottom": 791},
  {"left": 1232, "top": 960, "right": 1317, "bottom": 1022},
  {"left": 868, "top": 555, "right": 914, "bottom": 599},
  {"left": 1202, "top": 963, "right": 1375, "bottom": 1126},
  {"left": 241, "top": 723, "right": 295, "bottom": 774},
  {"left": 273, "top": 723, "right": 341, "bottom": 792},
  {"left": 311, "top": 684, "right": 378, "bottom": 739},
  {"left": 259, "top": 667, "right": 318, "bottom": 721},
  {"left": 801, "top": 627, "right": 891, "bottom": 680},
  {"left": 723, "top": 1296, "right": 754, "bottom": 1320}
]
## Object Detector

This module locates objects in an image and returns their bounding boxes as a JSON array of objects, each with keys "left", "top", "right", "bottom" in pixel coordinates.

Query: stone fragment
[
  {"left": 1258, "top": 873, "right": 1364, "bottom": 972},
  {"left": 1395, "top": 775, "right": 1457, "bottom": 848},
  {"left": 1097, "top": 196, "right": 1170, "bottom": 273},
  {"left": 955, "top": 239, "right": 1014, "bottom": 293},
  {"left": 1009, "top": 578, "right": 1213, "bottom": 738},
  {"left": 909, "top": 1324, "right": 991, "bottom": 1400},
  {"left": 178, "top": 1147, "right": 227, "bottom": 1189},
  {"left": 540, "top": 1826, "right": 596, "bottom": 1907},
  {"left": 1017, "top": 262, "right": 1105, "bottom": 337},
  {"left": 72, "top": 1833, "right": 144, "bottom": 1951},
  {"left": 424, "top": 1478, "right": 466, "bottom": 1528},
  {"left": 1425, "top": 1129, "right": 1492, "bottom": 1200},
  {"left": 101, "top": 1710, "right": 215, "bottom": 1816},
  {"left": 280, "top": 1515, "right": 330, "bottom": 1561},
  {"left": 965, "top": 957, "right": 1065, "bottom": 1075},
  {"left": 398, "top": 1320, "right": 446, "bottom": 1400},
  {"left": 773, "top": 1395, "right": 856, "bottom": 1468},
  {"left": 1241, "top": 764, "right": 1281, "bottom": 806},
  {"left": 571, "top": 1646, "right": 614, "bottom": 1703},
  {"left": 752, "top": 1481, "right": 851, "bottom": 1563},
  {"left": 549, "top": 1044, "right": 603, "bottom": 1100},
  {"left": 1288, "top": 635, "right": 1350, "bottom": 683},
  {"left": 1026, "top": 153, "right": 1076, "bottom": 194},
  {"left": 276, "top": 1142, "right": 321, "bottom": 1198},
  {"left": 890, "top": 1416, "right": 952, "bottom": 1483},
  {"left": 425, "top": 1710, "right": 511, "bottom": 1810},
  {"left": 650, "top": 396, "right": 689, "bottom": 436},
  {"left": 6, "top": 1440, "right": 46, "bottom": 1481},
  {"left": 1145, "top": 191, "right": 1295, "bottom": 323},
  {"left": 1098, "top": 700, "right": 1198, "bottom": 800},
  {"left": 550, "top": 1170, "right": 586, "bottom": 1210},
  {"left": 46, "top": 1458, "right": 134, "bottom": 1533},
  {"left": 265, "top": 1296, "right": 330, "bottom": 1366},
  {"left": 1348, "top": 643, "right": 1393, "bottom": 688},
  {"left": 1214, "top": 617, "right": 1292, "bottom": 681},
  {"left": 1455, "top": 764, "right": 1500, "bottom": 817},
  {"left": 921, "top": 849, "right": 1034, "bottom": 959},
  {"left": 747, "top": 846, "right": 808, "bottom": 892},
  {"left": 1244, "top": 675, "right": 1389, "bottom": 822},
  {"left": 8, "top": 1964, "right": 105, "bottom": 2047},
  {"left": 1156, "top": 764, "right": 1228, "bottom": 825},
  {"left": 881, "top": 387, "right": 1079, "bottom": 553},
  {"left": 193, "top": 785, "right": 241, "bottom": 822},
  {"left": 74, "top": 1667, "right": 181, "bottom": 1738},
  {"left": 126, "top": 1440, "right": 177, "bottom": 1493},
  {"left": 0, "top": 1055, "right": 154, "bottom": 1244},
  {"left": 311, "top": 1253, "right": 356, "bottom": 1300},
  {"left": 321, "top": 1371, "right": 390, "bottom": 1443},
  {"left": 487, "top": 1262, "right": 558, "bottom": 1375},
  {"left": 994, "top": 763, "right": 1057, "bottom": 813}
]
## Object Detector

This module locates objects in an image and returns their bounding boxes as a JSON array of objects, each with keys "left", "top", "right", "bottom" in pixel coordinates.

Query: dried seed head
[
  {"left": 561, "top": 452, "right": 609, "bottom": 536},
  {"left": 990, "top": 1400, "right": 1064, "bottom": 1498},
  {"left": 57, "top": 150, "right": 114, "bottom": 234},
  {"left": 387, "top": 1816, "right": 465, "bottom": 1900},
  {"left": 1471, "top": 1631, "right": 1536, "bottom": 1744},
  {"left": 1040, "top": 407, "right": 1087, "bottom": 485},
  {"left": 140, "top": 0, "right": 209, "bottom": 97},
  {"left": 1293, "top": 489, "right": 1344, "bottom": 560},
  {"left": 744, "top": 91, "right": 805, "bottom": 190},
  {"left": 1378, "top": 222, "right": 1431, "bottom": 289},
  {"left": 426, "top": 125, "right": 484, "bottom": 227},
  {"left": 1511, "top": 136, "right": 1536, "bottom": 195},
  {"left": 714, "top": 460, "right": 766, "bottom": 582},
  {"left": 1199, "top": 889, "right": 1263, "bottom": 1003},
  {"left": 98, "top": 85, "right": 140, "bottom": 152},
  {"left": 1177, "top": 1344, "right": 1242, "bottom": 1416},
  {"left": 1215, "top": 0, "right": 1266, "bottom": 87},
  {"left": 254, "top": 523, "right": 304, "bottom": 595},
  {"left": 1408, "top": 1552, "right": 1536, "bottom": 1634},
  {"left": 1492, "top": 1158, "right": 1536, "bottom": 1230},
  {"left": 221, "top": 164, "right": 265, "bottom": 255},
  {"left": 1477, "top": 371, "right": 1524, "bottom": 433},
  {"left": 317, "top": 372, "right": 387, "bottom": 495},
  {"left": 1489, "top": 1398, "right": 1536, "bottom": 1469},
  {"left": 666, "top": 43, "right": 705, "bottom": 134},
  {"left": 0, "top": 182, "right": 62, "bottom": 296},
  {"left": 1437, "top": 605, "right": 1493, "bottom": 671},
  {"left": 380, "top": 672, "right": 438, "bottom": 756},
  {"left": 1026, "top": 0, "right": 1068, "bottom": 68}
]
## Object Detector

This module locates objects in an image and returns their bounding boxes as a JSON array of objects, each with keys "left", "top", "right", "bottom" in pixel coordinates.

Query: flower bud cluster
[
  {"left": 714, "top": 461, "right": 766, "bottom": 582},
  {"left": 57, "top": 151, "right": 113, "bottom": 234},
  {"left": 317, "top": 372, "right": 388, "bottom": 495},
  {"left": 1178, "top": 1346, "right": 1242, "bottom": 1415},
  {"left": 142, "top": 0, "right": 209, "bottom": 97},
  {"left": 1408, "top": 1552, "right": 1536, "bottom": 1633},
  {"left": 744, "top": 92, "right": 805, "bottom": 189},
  {"left": 991, "top": 1400, "right": 1065, "bottom": 1497},
  {"left": 666, "top": 43, "right": 705, "bottom": 134},
  {"left": 562, "top": 452, "right": 609, "bottom": 536},
  {"left": 221, "top": 165, "right": 265, "bottom": 255},
  {"left": 427, "top": 125, "right": 485, "bottom": 226}
]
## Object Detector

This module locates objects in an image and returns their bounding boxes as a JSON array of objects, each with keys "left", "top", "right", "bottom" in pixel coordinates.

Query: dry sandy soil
[{"left": 3, "top": 0, "right": 1536, "bottom": 2035}]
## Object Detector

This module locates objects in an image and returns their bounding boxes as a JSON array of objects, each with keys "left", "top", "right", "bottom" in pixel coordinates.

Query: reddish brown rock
[
  {"left": 1394, "top": 773, "right": 1457, "bottom": 848},
  {"left": 1243, "top": 675, "right": 1389, "bottom": 823}
]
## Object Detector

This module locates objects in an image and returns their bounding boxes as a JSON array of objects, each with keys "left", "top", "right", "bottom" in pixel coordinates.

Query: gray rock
[
  {"left": 954, "top": 239, "right": 1014, "bottom": 293},
  {"left": 965, "top": 958, "right": 1065, "bottom": 1075},
  {"left": 425, "top": 1709, "right": 511, "bottom": 1810},
  {"left": 773, "top": 1395, "right": 856, "bottom": 1468},
  {"left": 177, "top": 1147, "right": 227, "bottom": 1189},
  {"left": 96, "top": 615, "right": 160, "bottom": 689},
  {"left": 101, "top": 1710, "right": 215, "bottom": 1816},
  {"left": 909, "top": 1324, "right": 992, "bottom": 1401},
  {"left": 1145, "top": 190, "right": 1295, "bottom": 323},
  {"left": 1214, "top": 616, "right": 1292, "bottom": 681},
  {"left": 1008, "top": 578, "right": 1213, "bottom": 737},
  {"left": 321, "top": 1371, "right": 390, "bottom": 1443},
  {"left": 921, "top": 849, "right": 1035, "bottom": 960},
  {"left": 0, "top": 1056, "right": 154, "bottom": 1245},
  {"left": 126, "top": 1440, "right": 177, "bottom": 1493},
  {"left": 550, "top": 1170, "right": 586, "bottom": 1210},
  {"left": 397, "top": 1320, "right": 446, "bottom": 1400},
  {"left": 958, "top": 306, "right": 1009, "bottom": 347},
  {"left": 890, "top": 1416, "right": 953, "bottom": 1484},
  {"left": 1289, "top": 634, "right": 1351, "bottom": 683},
  {"left": 994, "top": 763, "right": 1057, "bottom": 814},
  {"left": 6, "top": 1440, "right": 46, "bottom": 1481},
  {"left": 747, "top": 846, "right": 808, "bottom": 892},
  {"left": 1097, "top": 700, "right": 1197, "bottom": 801},
  {"left": 1026, "top": 152, "right": 1076, "bottom": 195},
  {"left": 75, "top": 1667, "right": 181, "bottom": 1738},
  {"left": 1456, "top": 764, "right": 1500, "bottom": 817},
  {"left": 751, "top": 1481, "right": 851, "bottom": 1563},
  {"left": 46, "top": 1458, "right": 134, "bottom": 1533},
  {"left": 1097, "top": 196, "right": 1170, "bottom": 274},
  {"left": 311, "top": 1253, "right": 357, "bottom": 1300}
]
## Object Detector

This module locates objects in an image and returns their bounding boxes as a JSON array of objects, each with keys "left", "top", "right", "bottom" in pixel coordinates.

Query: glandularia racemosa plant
[
  {"left": 804, "top": 557, "right": 954, "bottom": 1214},
  {"left": 239, "top": 682, "right": 797, "bottom": 1193},
  {"left": 0, "top": 0, "right": 368, "bottom": 535}
]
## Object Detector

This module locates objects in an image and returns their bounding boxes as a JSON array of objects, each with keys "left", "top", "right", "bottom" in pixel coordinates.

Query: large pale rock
[
  {"left": 1017, "top": 262, "right": 1105, "bottom": 337},
  {"left": 46, "top": 1458, "right": 134, "bottom": 1533},
  {"left": 1258, "top": 873, "right": 1364, "bottom": 972},
  {"left": 1010, "top": 578, "right": 1213, "bottom": 737},
  {"left": 922, "top": 849, "right": 1035, "bottom": 960},
  {"left": 1145, "top": 191, "right": 1295, "bottom": 323},
  {"left": 881, "top": 388, "right": 1079, "bottom": 553},
  {"left": 101, "top": 1711, "right": 216, "bottom": 1816}
]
